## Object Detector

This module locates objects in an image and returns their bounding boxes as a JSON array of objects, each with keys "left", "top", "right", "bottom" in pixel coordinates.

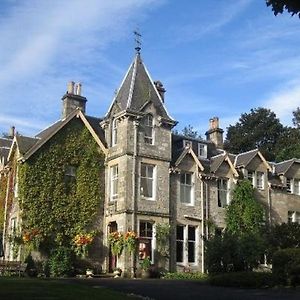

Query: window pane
[
  {"left": 176, "top": 226, "right": 184, "bottom": 240},
  {"left": 176, "top": 241, "right": 184, "bottom": 263},
  {"left": 140, "top": 222, "right": 146, "bottom": 236},
  {"left": 188, "top": 242, "right": 195, "bottom": 263},
  {"left": 188, "top": 226, "right": 195, "bottom": 241}
]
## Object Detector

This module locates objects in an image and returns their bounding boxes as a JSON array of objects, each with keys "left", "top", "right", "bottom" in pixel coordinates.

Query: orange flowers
[
  {"left": 22, "top": 229, "right": 40, "bottom": 243},
  {"left": 73, "top": 233, "right": 94, "bottom": 246}
]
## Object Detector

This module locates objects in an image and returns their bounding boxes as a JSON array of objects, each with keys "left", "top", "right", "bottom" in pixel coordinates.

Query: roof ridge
[{"left": 126, "top": 54, "right": 138, "bottom": 109}]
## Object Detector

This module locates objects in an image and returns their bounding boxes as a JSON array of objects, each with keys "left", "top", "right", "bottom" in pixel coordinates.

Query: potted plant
[{"left": 140, "top": 256, "right": 151, "bottom": 278}]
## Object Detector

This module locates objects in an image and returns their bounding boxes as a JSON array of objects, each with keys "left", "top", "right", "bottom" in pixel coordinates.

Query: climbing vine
[
  {"left": 18, "top": 118, "right": 105, "bottom": 254},
  {"left": 0, "top": 175, "right": 7, "bottom": 231}
]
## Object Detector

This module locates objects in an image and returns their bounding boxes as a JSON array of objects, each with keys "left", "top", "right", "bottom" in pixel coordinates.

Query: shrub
[
  {"left": 209, "top": 272, "right": 275, "bottom": 288},
  {"left": 163, "top": 272, "right": 208, "bottom": 280},
  {"left": 48, "top": 247, "right": 74, "bottom": 277},
  {"left": 272, "top": 248, "right": 300, "bottom": 285}
]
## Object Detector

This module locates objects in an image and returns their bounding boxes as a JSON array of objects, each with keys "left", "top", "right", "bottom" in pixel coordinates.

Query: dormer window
[
  {"left": 198, "top": 143, "right": 207, "bottom": 158},
  {"left": 111, "top": 119, "right": 118, "bottom": 146},
  {"left": 143, "top": 115, "right": 154, "bottom": 144},
  {"left": 183, "top": 140, "right": 191, "bottom": 148},
  {"left": 256, "top": 172, "right": 264, "bottom": 190},
  {"left": 286, "top": 178, "right": 300, "bottom": 195}
]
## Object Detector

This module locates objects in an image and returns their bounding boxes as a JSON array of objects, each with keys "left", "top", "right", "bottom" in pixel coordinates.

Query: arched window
[
  {"left": 111, "top": 118, "right": 118, "bottom": 146},
  {"left": 143, "top": 114, "right": 154, "bottom": 144}
]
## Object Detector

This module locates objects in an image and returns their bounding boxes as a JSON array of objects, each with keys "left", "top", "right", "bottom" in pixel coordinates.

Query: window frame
[
  {"left": 256, "top": 171, "right": 264, "bottom": 190},
  {"left": 217, "top": 178, "right": 229, "bottom": 208},
  {"left": 140, "top": 163, "right": 156, "bottom": 200},
  {"left": 176, "top": 225, "right": 198, "bottom": 265},
  {"left": 139, "top": 221, "right": 154, "bottom": 262},
  {"left": 110, "top": 165, "right": 119, "bottom": 201},
  {"left": 143, "top": 114, "right": 154, "bottom": 145},
  {"left": 180, "top": 172, "right": 194, "bottom": 205},
  {"left": 198, "top": 143, "right": 207, "bottom": 159},
  {"left": 111, "top": 118, "right": 118, "bottom": 147}
]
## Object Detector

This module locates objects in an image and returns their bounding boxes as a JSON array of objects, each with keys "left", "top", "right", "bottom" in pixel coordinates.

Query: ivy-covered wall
[
  {"left": 18, "top": 118, "right": 105, "bottom": 254},
  {"left": 0, "top": 174, "right": 8, "bottom": 232}
]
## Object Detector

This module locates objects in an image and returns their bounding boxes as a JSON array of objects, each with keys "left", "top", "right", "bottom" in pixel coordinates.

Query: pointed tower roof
[{"left": 106, "top": 53, "right": 175, "bottom": 123}]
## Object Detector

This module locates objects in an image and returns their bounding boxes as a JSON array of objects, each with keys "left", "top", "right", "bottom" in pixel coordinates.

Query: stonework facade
[{"left": 1, "top": 52, "right": 300, "bottom": 276}]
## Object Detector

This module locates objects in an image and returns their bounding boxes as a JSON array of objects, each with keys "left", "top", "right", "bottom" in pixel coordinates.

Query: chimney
[
  {"left": 154, "top": 80, "right": 166, "bottom": 102},
  {"left": 61, "top": 81, "right": 87, "bottom": 119},
  {"left": 205, "top": 117, "right": 224, "bottom": 149},
  {"left": 8, "top": 126, "right": 15, "bottom": 139}
]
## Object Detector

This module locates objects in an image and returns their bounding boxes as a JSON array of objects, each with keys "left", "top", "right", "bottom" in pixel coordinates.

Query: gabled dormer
[{"left": 234, "top": 149, "right": 272, "bottom": 190}]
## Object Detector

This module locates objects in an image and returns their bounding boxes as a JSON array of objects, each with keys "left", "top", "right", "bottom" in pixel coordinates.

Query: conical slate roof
[{"left": 107, "top": 53, "right": 174, "bottom": 121}]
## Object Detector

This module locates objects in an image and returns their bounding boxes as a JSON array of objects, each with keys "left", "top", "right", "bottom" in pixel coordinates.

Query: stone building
[{"left": 1, "top": 50, "right": 300, "bottom": 275}]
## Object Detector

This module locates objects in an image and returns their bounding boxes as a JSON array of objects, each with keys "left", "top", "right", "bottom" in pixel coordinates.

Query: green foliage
[
  {"left": 226, "top": 180, "right": 264, "bottom": 236},
  {"left": 163, "top": 272, "right": 208, "bottom": 280},
  {"left": 224, "top": 107, "right": 283, "bottom": 161},
  {"left": 266, "top": 0, "right": 300, "bottom": 18},
  {"left": 266, "top": 222, "right": 300, "bottom": 259},
  {"left": 155, "top": 223, "right": 171, "bottom": 257},
  {"left": 272, "top": 248, "right": 300, "bottom": 285},
  {"left": 48, "top": 246, "right": 74, "bottom": 277},
  {"left": 18, "top": 118, "right": 104, "bottom": 253},
  {"left": 205, "top": 232, "right": 265, "bottom": 273},
  {"left": 275, "top": 126, "right": 300, "bottom": 161},
  {"left": 209, "top": 272, "right": 275, "bottom": 288},
  {"left": 0, "top": 176, "right": 7, "bottom": 231},
  {"left": 140, "top": 256, "right": 151, "bottom": 271}
]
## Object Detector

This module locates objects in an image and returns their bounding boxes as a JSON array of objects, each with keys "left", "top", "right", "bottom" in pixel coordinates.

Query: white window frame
[
  {"left": 218, "top": 178, "right": 229, "bottom": 208},
  {"left": 286, "top": 178, "right": 292, "bottom": 193},
  {"left": 256, "top": 171, "right": 264, "bottom": 190},
  {"left": 198, "top": 143, "right": 207, "bottom": 158},
  {"left": 110, "top": 165, "right": 118, "bottom": 201},
  {"left": 288, "top": 211, "right": 300, "bottom": 224},
  {"left": 176, "top": 225, "right": 198, "bottom": 266},
  {"left": 140, "top": 163, "right": 156, "bottom": 200},
  {"left": 180, "top": 172, "right": 194, "bottom": 206},
  {"left": 143, "top": 115, "right": 154, "bottom": 145},
  {"left": 111, "top": 118, "right": 118, "bottom": 147},
  {"left": 139, "top": 221, "right": 155, "bottom": 263},
  {"left": 294, "top": 179, "right": 300, "bottom": 195}
]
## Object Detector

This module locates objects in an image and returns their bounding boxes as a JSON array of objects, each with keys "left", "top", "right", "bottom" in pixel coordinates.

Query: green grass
[{"left": 0, "top": 278, "right": 135, "bottom": 300}]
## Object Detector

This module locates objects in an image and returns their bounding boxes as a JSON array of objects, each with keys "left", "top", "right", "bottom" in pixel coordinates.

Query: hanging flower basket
[
  {"left": 124, "top": 231, "right": 138, "bottom": 254},
  {"left": 108, "top": 232, "right": 124, "bottom": 256},
  {"left": 73, "top": 232, "right": 95, "bottom": 258}
]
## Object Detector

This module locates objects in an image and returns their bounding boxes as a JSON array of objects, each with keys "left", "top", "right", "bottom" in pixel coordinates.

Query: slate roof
[
  {"left": 210, "top": 154, "right": 225, "bottom": 173},
  {"left": 16, "top": 135, "right": 39, "bottom": 156},
  {"left": 107, "top": 53, "right": 174, "bottom": 121},
  {"left": 274, "top": 159, "right": 295, "bottom": 175},
  {"left": 234, "top": 149, "right": 258, "bottom": 168}
]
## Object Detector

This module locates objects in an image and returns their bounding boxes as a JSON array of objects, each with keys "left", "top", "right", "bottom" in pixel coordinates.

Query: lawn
[{"left": 0, "top": 278, "right": 135, "bottom": 300}]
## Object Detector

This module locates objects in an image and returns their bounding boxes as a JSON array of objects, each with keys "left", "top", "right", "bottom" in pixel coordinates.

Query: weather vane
[{"left": 133, "top": 29, "right": 142, "bottom": 53}]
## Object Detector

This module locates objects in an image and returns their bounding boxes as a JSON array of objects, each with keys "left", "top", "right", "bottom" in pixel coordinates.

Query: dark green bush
[
  {"left": 272, "top": 248, "right": 300, "bottom": 285},
  {"left": 163, "top": 272, "right": 208, "bottom": 280},
  {"left": 209, "top": 272, "right": 275, "bottom": 288},
  {"left": 48, "top": 247, "right": 74, "bottom": 277}
]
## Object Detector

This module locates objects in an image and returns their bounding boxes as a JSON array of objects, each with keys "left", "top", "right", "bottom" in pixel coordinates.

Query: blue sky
[{"left": 1, "top": 0, "right": 300, "bottom": 138}]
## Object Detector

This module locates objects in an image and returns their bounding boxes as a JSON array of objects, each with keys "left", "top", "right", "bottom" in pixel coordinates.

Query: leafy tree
[
  {"left": 275, "top": 126, "right": 300, "bottom": 161},
  {"left": 226, "top": 180, "right": 265, "bottom": 235},
  {"left": 266, "top": 0, "right": 300, "bottom": 18},
  {"left": 224, "top": 107, "right": 284, "bottom": 161},
  {"left": 292, "top": 107, "right": 300, "bottom": 128},
  {"left": 173, "top": 124, "right": 202, "bottom": 139}
]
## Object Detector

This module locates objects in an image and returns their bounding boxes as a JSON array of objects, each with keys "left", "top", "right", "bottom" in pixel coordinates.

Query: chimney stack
[
  {"left": 8, "top": 126, "right": 15, "bottom": 139},
  {"left": 61, "top": 81, "right": 87, "bottom": 119},
  {"left": 205, "top": 117, "right": 224, "bottom": 149},
  {"left": 154, "top": 80, "right": 166, "bottom": 102}
]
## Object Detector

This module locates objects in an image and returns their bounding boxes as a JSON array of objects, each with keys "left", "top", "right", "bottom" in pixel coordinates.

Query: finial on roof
[{"left": 133, "top": 29, "right": 142, "bottom": 53}]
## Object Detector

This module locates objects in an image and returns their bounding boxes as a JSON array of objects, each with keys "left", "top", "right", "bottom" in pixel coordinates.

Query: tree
[
  {"left": 275, "top": 126, "right": 300, "bottom": 161},
  {"left": 266, "top": 0, "right": 300, "bottom": 18},
  {"left": 292, "top": 107, "right": 300, "bottom": 128},
  {"left": 224, "top": 107, "right": 284, "bottom": 161},
  {"left": 173, "top": 124, "right": 202, "bottom": 139},
  {"left": 206, "top": 180, "right": 266, "bottom": 273},
  {"left": 226, "top": 180, "right": 264, "bottom": 236}
]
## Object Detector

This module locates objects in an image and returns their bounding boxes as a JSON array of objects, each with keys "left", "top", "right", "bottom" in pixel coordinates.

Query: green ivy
[{"left": 18, "top": 118, "right": 105, "bottom": 254}]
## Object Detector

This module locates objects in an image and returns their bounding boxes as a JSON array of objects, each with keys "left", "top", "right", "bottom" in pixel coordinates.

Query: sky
[{"left": 1, "top": 0, "right": 300, "bottom": 138}]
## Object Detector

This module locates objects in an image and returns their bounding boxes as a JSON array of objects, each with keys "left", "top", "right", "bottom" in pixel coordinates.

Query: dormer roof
[
  {"left": 106, "top": 53, "right": 175, "bottom": 122},
  {"left": 274, "top": 158, "right": 300, "bottom": 175}
]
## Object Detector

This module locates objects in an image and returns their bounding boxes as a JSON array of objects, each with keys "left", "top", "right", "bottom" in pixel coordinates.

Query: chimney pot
[
  {"left": 67, "top": 81, "right": 75, "bottom": 94},
  {"left": 75, "top": 82, "right": 82, "bottom": 96}
]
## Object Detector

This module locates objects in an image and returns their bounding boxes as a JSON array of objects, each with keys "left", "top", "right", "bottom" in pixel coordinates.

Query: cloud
[
  {"left": 263, "top": 81, "right": 300, "bottom": 125},
  {"left": 0, "top": 0, "right": 162, "bottom": 135}
]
